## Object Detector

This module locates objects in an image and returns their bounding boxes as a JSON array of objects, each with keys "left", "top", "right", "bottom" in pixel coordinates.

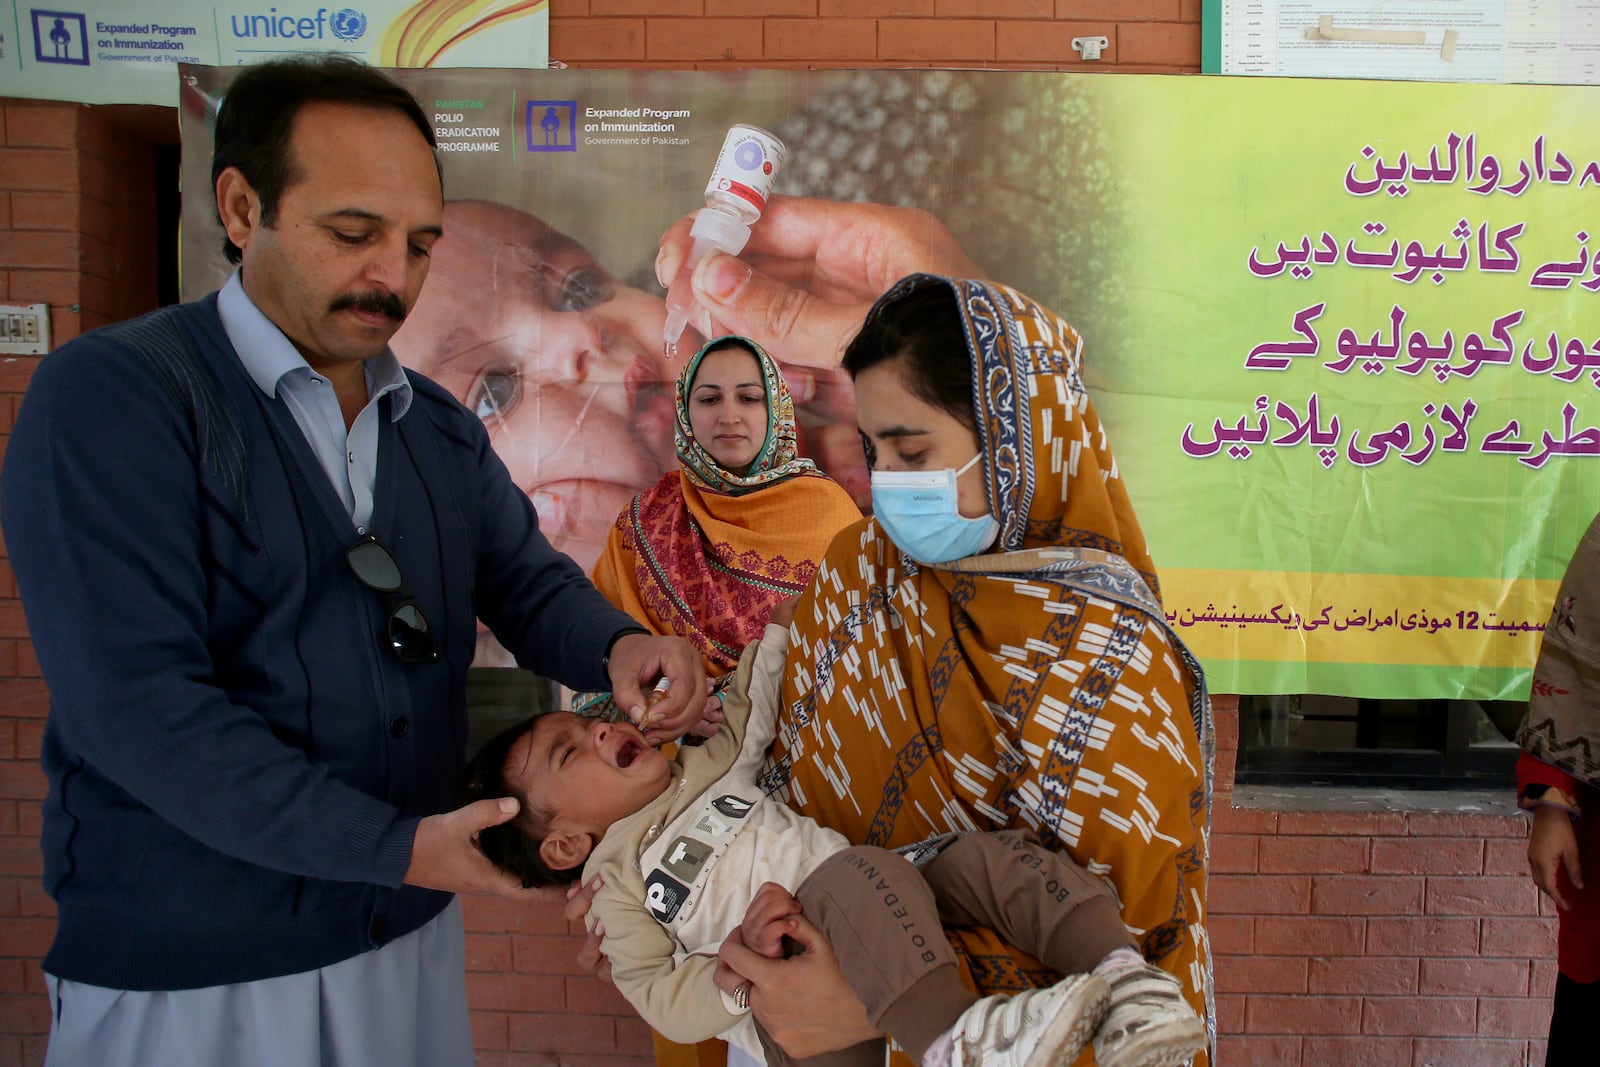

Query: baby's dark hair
[{"left": 460, "top": 716, "right": 585, "bottom": 888}]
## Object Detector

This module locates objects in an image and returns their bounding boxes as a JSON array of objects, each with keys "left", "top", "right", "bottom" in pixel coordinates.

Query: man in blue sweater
[{"left": 0, "top": 55, "right": 704, "bottom": 1066}]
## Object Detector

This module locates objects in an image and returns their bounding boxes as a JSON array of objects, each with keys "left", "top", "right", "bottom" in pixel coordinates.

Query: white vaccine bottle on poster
[{"left": 662, "top": 124, "right": 787, "bottom": 354}]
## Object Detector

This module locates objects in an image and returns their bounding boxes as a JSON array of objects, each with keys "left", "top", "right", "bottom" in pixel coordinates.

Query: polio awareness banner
[
  {"left": 177, "top": 66, "right": 1600, "bottom": 699},
  {"left": 0, "top": 0, "right": 546, "bottom": 105}
]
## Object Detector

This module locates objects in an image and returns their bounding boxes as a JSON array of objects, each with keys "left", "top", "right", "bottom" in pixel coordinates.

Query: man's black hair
[
  {"left": 210, "top": 54, "right": 438, "bottom": 265},
  {"left": 460, "top": 716, "right": 585, "bottom": 888}
]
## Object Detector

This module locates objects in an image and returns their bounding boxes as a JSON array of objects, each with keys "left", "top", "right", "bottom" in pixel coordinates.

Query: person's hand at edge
[
  {"left": 404, "top": 797, "right": 545, "bottom": 898},
  {"left": 1528, "top": 804, "right": 1584, "bottom": 910},
  {"left": 717, "top": 913, "right": 878, "bottom": 1058},
  {"left": 606, "top": 632, "right": 705, "bottom": 743},
  {"left": 656, "top": 196, "right": 980, "bottom": 371}
]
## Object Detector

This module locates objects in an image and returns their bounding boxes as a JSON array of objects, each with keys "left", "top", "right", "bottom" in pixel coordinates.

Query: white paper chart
[{"left": 1209, "top": 0, "right": 1600, "bottom": 84}]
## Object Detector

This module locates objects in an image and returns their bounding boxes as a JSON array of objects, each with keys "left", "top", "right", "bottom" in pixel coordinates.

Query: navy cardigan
[{"left": 1, "top": 296, "right": 641, "bottom": 989}]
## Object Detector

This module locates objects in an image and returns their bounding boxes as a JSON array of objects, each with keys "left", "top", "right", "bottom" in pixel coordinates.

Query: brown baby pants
[{"left": 755, "top": 829, "right": 1131, "bottom": 1067}]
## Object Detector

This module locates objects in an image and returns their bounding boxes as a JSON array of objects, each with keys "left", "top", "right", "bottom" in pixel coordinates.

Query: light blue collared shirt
[{"left": 217, "top": 272, "right": 413, "bottom": 533}]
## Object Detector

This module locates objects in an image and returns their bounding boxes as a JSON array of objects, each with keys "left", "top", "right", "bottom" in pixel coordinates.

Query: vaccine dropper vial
[{"left": 662, "top": 124, "right": 786, "bottom": 355}]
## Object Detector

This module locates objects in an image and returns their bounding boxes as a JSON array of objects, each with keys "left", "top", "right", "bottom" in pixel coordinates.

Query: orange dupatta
[{"left": 768, "top": 277, "right": 1215, "bottom": 1067}]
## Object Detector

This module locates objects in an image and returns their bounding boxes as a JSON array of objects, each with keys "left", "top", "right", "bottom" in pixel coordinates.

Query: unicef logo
[{"left": 330, "top": 8, "right": 367, "bottom": 41}]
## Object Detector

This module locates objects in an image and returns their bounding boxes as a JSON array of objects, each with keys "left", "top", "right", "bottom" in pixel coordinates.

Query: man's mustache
[{"left": 330, "top": 290, "right": 407, "bottom": 322}]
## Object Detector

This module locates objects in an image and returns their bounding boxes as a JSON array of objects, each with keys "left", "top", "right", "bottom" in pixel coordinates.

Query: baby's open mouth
[{"left": 616, "top": 739, "right": 643, "bottom": 768}]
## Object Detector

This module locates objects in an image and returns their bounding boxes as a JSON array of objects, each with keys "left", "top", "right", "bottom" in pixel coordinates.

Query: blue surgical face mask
[{"left": 870, "top": 452, "right": 1001, "bottom": 564}]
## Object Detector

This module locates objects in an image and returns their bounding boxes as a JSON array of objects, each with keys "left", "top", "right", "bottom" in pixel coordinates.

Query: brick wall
[{"left": 0, "top": 4, "right": 1554, "bottom": 1066}]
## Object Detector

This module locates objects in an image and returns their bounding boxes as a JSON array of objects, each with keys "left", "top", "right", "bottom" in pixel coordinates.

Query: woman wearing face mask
[
  {"left": 578, "top": 335, "right": 861, "bottom": 732},
  {"left": 718, "top": 275, "right": 1216, "bottom": 1067}
]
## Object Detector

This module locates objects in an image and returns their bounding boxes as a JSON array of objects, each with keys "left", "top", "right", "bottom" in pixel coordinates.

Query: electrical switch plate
[{"left": 0, "top": 303, "right": 50, "bottom": 355}]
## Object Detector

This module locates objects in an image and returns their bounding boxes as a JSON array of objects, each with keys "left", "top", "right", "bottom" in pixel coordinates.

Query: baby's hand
[{"left": 741, "top": 881, "right": 803, "bottom": 958}]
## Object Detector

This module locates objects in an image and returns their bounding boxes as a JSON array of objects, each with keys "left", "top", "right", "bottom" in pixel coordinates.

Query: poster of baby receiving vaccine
[{"left": 177, "top": 65, "right": 1600, "bottom": 701}]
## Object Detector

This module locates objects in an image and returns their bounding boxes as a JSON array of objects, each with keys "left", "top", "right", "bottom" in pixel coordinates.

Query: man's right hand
[{"left": 403, "top": 797, "right": 544, "bottom": 897}]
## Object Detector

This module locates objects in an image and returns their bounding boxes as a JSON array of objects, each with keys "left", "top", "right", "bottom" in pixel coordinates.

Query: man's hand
[
  {"left": 606, "top": 633, "right": 705, "bottom": 743},
  {"left": 403, "top": 797, "right": 543, "bottom": 897},
  {"left": 1528, "top": 805, "right": 1585, "bottom": 910},
  {"left": 717, "top": 912, "right": 879, "bottom": 1057}
]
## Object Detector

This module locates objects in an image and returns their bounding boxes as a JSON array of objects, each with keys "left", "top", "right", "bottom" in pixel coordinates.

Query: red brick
[
  {"left": 13, "top": 723, "right": 39, "bottom": 763},
  {"left": 0, "top": 150, "right": 77, "bottom": 194},
  {"left": 1531, "top": 959, "right": 1558, "bottom": 997},
  {"left": 0, "top": 767, "right": 42, "bottom": 799},
  {"left": 0, "top": 727, "right": 13, "bottom": 761},
  {"left": 1256, "top": 916, "right": 1367, "bottom": 956},
  {"left": 706, "top": 0, "right": 814, "bottom": 12},
  {"left": 1365, "top": 916, "right": 1479, "bottom": 955},
  {"left": 551, "top": 18, "right": 647, "bottom": 59},
  {"left": 468, "top": 1009, "right": 510, "bottom": 1051},
  {"left": 0, "top": 802, "right": 18, "bottom": 837},
  {"left": 1212, "top": 991, "right": 1245, "bottom": 1032},
  {"left": 1311, "top": 875, "right": 1424, "bottom": 915},
  {"left": 0, "top": 994, "right": 48, "bottom": 1034},
  {"left": 464, "top": 971, "right": 565, "bottom": 1013},
  {"left": 1361, "top": 996, "right": 1476, "bottom": 1036},
  {"left": 17, "top": 878, "right": 53, "bottom": 919},
  {"left": 1406, "top": 812, "right": 1525, "bottom": 838},
  {"left": 591, "top": 0, "right": 699, "bottom": 11},
  {"left": 645, "top": 18, "right": 763, "bottom": 60},
  {"left": 879, "top": 18, "right": 994, "bottom": 61},
  {"left": 0, "top": 960, "right": 26, "bottom": 995},
  {"left": 1211, "top": 873, "right": 1311, "bottom": 915},
  {"left": 1059, "top": 0, "right": 1178, "bottom": 16},
  {"left": 565, "top": 974, "right": 635, "bottom": 1015},
  {"left": 0, "top": 602, "right": 26, "bottom": 641},
  {"left": 615, "top": 1018, "right": 654, "bottom": 1057},
  {"left": 1308, "top": 956, "right": 1419, "bottom": 995},
  {"left": 1425, "top": 876, "right": 1538, "bottom": 916},
  {"left": 1214, "top": 953, "right": 1307, "bottom": 993},
  {"left": 1179, "top": 0, "right": 1201, "bottom": 21},
  {"left": 939, "top": 0, "right": 1051, "bottom": 15},
  {"left": 463, "top": 896, "right": 571, "bottom": 935},
  {"left": 1483, "top": 838, "right": 1530, "bottom": 876},
  {"left": 1118, "top": 20, "right": 1200, "bottom": 66},
  {"left": 0, "top": 681, "right": 49, "bottom": 719},
  {"left": 465, "top": 933, "right": 512, "bottom": 973},
  {"left": 1276, "top": 810, "right": 1408, "bottom": 836},
  {"left": 1371, "top": 837, "right": 1483, "bottom": 875},
  {"left": 1209, "top": 833, "right": 1256, "bottom": 872},
  {"left": 0, "top": 877, "right": 18, "bottom": 918},
  {"left": 1208, "top": 914, "right": 1253, "bottom": 953},
  {"left": 1214, "top": 801, "right": 1277, "bottom": 835},
  {"left": 0, "top": 837, "right": 40, "bottom": 878},
  {"left": 1413, "top": 1038, "right": 1535, "bottom": 1067},
  {"left": 1476, "top": 996, "right": 1554, "bottom": 1038},
  {"left": 5, "top": 271, "right": 76, "bottom": 307},
  {"left": 509, "top": 1012, "right": 627, "bottom": 1054},
  {"left": 820, "top": 0, "right": 931, "bottom": 13},
  {"left": 1244, "top": 994, "right": 1360, "bottom": 1035},
  {"left": 766, "top": 19, "right": 877, "bottom": 60},
  {"left": 4, "top": 107, "right": 75, "bottom": 149},
  {"left": 513, "top": 934, "right": 595, "bottom": 975},
  {"left": 7, "top": 193, "right": 75, "bottom": 233},
  {"left": 1258, "top": 835, "right": 1369, "bottom": 874},
  {"left": 996, "top": 20, "right": 1116, "bottom": 63},
  {"left": 1419, "top": 957, "right": 1529, "bottom": 996},
  {"left": 0, "top": 918, "right": 52, "bottom": 957},
  {"left": 1301, "top": 1035, "right": 1413, "bottom": 1066},
  {"left": 15, "top": 803, "right": 41, "bottom": 842},
  {"left": 15, "top": 643, "right": 39, "bottom": 680},
  {"left": 0, "top": 233, "right": 76, "bottom": 272},
  {"left": 1216, "top": 1035, "right": 1302, "bottom": 1064}
]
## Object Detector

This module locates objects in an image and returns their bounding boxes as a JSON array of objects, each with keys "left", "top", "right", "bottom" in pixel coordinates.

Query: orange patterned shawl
[
  {"left": 766, "top": 276, "right": 1215, "bottom": 1065},
  {"left": 592, "top": 338, "right": 860, "bottom": 679}
]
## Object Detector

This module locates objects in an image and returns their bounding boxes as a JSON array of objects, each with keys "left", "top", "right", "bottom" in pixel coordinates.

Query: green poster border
[{"left": 1201, "top": 0, "right": 1222, "bottom": 73}]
